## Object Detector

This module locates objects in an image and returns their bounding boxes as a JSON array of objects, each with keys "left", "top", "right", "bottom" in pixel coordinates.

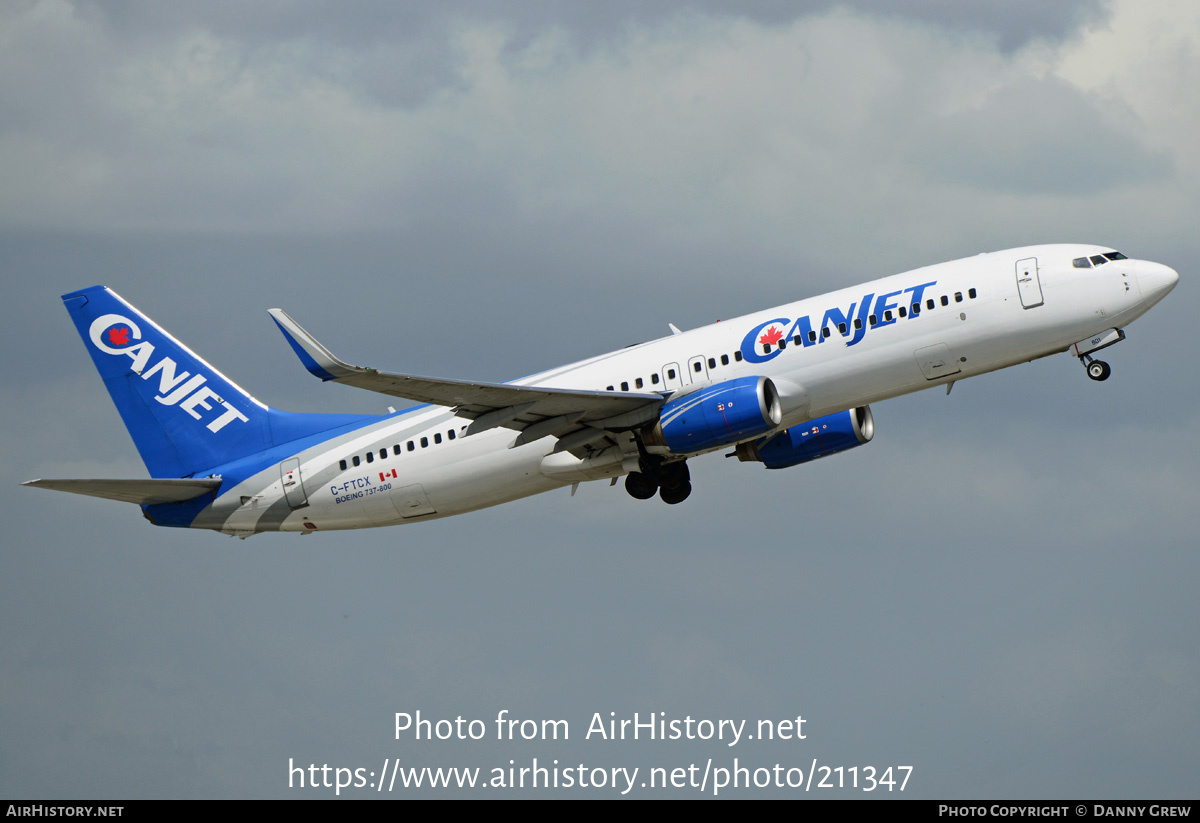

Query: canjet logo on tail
[
  {"left": 88, "top": 313, "right": 249, "bottom": 433},
  {"left": 739, "top": 280, "right": 938, "bottom": 364}
]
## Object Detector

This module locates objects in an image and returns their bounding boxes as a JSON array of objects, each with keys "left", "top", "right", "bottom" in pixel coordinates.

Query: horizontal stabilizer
[{"left": 22, "top": 477, "right": 222, "bottom": 505}]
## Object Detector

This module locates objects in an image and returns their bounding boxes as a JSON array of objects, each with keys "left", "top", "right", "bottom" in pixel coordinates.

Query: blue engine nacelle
[
  {"left": 644, "top": 376, "right": 783, "bottom": 455},
  {"left": 734, "top": 406, "right": 874, "bottom": 469}
]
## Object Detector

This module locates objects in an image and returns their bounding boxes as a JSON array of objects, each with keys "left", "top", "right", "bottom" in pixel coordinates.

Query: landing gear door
[
  {"left": 280, "top": 457, "right": 308, "bottom": 509},
  {"left": 1016, "top": 257, "right": 1044, "bottom": 309}
]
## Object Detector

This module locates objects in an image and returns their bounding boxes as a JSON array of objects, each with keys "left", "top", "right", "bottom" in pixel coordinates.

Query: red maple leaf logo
[
  {"left": 758, "top": 326, "right": 783, "bottom": 347},
  {"left": 108, "top": 326, "right": 131, "bottom": 346}
]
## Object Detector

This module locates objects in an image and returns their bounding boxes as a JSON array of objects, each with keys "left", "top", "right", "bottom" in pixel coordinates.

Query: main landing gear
[{"left": 624, "top": 459, "right": 691, "bottom": 505}]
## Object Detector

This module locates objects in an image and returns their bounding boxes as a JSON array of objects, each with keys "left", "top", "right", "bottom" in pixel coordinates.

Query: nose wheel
[{"left": 1083, "top": 357, "right": 1111, "bottom": 382}]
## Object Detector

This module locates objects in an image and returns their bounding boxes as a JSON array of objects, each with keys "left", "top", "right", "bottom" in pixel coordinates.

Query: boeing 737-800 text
[{"left": 23, "top": 244, "right": 1178, "bottom": 536}]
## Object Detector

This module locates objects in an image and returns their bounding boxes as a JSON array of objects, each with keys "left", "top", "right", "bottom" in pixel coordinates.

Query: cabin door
[
  {"left": 1016, "top": 257, "right": 1044, "bottom": 308},
  {"left": 279, "top": 458, "right": 308, "bottom": 509}
]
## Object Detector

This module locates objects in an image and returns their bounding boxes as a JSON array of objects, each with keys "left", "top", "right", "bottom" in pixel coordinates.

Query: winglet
[{"left": 268, "top": 308, "right": 360, "bottom": 382}]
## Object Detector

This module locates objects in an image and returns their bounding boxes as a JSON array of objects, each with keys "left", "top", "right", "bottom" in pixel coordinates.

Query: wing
[{"left": 268, "top": 309, "right": 664, "bottom": 447}]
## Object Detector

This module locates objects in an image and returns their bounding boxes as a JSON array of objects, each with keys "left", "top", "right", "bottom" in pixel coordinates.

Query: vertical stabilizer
[{"left": 62, "top": 286, "right": 369, "bottom": 478}]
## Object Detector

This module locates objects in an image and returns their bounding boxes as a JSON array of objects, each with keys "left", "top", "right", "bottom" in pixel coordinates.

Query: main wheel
[
  {"left": 659, "top": 481, "right": 692, "bottom": 505},
  {"left": 658, "top": 460, "right": 691, "bottom": 491},
  {"left": 1086, "top": 360, "right": 1111, "bottom": 381},
  {"left": 624, "top": 471, "right": 658, "bottom": 500}
]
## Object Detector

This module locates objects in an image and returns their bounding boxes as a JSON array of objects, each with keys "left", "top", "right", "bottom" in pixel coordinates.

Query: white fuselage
[{"left": 203, "top": 244, "right": 1177, "bottom": 534}]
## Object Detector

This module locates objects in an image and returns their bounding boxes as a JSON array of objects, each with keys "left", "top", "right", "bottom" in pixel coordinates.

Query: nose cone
[{"left": 1137, "top": 260, "right": 1179, "bottom": 306}]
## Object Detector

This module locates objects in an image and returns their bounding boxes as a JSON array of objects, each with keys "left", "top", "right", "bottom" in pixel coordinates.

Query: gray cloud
[
  {"left": 911, "top": 78, "right": 1170, "bottom": 193},
  {"left": 81, "top": 0, "right": 1109, "bottom": 51}
]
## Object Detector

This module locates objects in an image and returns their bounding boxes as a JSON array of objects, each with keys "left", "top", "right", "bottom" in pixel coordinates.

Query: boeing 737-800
[{"left": 23, "top": 244, "right": 1178, "bottom": 536}]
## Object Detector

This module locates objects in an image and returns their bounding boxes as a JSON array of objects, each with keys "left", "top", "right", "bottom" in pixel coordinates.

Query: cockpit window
[{"left": 1075, "top": 252, "right": 1127, "bottom": 269}]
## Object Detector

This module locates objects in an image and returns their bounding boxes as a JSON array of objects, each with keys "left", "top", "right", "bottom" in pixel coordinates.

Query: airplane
[{"left": 23, "top": 244, "right": 1178, "bottom": 536}]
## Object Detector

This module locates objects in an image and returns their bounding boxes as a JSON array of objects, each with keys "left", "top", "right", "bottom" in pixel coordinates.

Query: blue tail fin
[{"left": 63, "top": 286, "right": 371, "bottom": 478}]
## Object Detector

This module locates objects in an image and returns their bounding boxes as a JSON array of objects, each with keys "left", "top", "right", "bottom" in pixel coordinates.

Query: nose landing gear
[{"left": 1072, "top": 328, "right": 1124, "bottom": 382}]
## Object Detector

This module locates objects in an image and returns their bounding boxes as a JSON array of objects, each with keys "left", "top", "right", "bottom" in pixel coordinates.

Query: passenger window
[
  {"left": 838, "top": 322, "right": 847, "bottom": 334},
  {"left": 635, "top": 377, "right": 644, "bottom": 388},
  {"left": 407, "top": 441, "right": 415, "bottom": 452},
  {"left": 434, "top": 433, "right": 442, "bottom": 444},
  {"left": 420, "top": 437, "right": 428, "bottom": 448},
  {"left": 366, "top": 452, "right": 374, "bottom": 464},
  {"left": 869, "top": 314, "right": 877, "bottom": 326},
  {"left": 695, "top": 361, "right": 704, "bottom": 371},
  {"left": 898, "top": 307, "right": 906, "bottom": 318},
  {"left": 448, "top": 429, "right": 456, "bottom": 440},
  {"left": 884, "top": 310, "right": 893, "bottom": 321},
  {"left": 380, "top": 449, "right": 387, "bottom": 459},
  {"left": 606, "top": 385, "right": 614, "bottom": 391},
  {"left": 621, "top": 381, "right": 629, "bottom": 391},
  {"left": 954, "top": 292, "right": 963, "bottom": 303},
  {"left": 926, "top": 299, "right": 935, "bottom": 310},
  {"left": 968, "top": 288, "right": 977, "bottom": 299},
  {"left": 733, "top": 352, "right": 743, "bottom": 362},
  {"left": 761, "top": 344, "right": 770, "bottom": 354},
  {"left": 707, "top": 357, "right": 716, "bottom": 368},
  {"left": 651, "top": 373, "right": 660, "bottom": 384},
  {"left": 393, "top": 445, "right": 401, "bottom": 455},
  {"left": 352, "top": 455, "right": 360, "bottom": 467},
  {"left": 778, "top": 338, "right": 786, "bottom": 350},
  {"left": 808, "top": 331, "right": 817, "bottom": 343},
  {"left": 854, "top": 319, "right": 862, "bottom": 330},
  {"left": 821, "top": 327, "right": 830, "bottom": 339},
  {"left": 339, "top": 459, "right": 347, "bottom": 471},
  {"left": 911, "top": 303, "right": 919, "bottom": 314},
  {"left": 941, "top": 295, "right": 949, "bottom": 306},
  {"left": 668, "top": 368, "right": 678, "bottom": 378},
  {"left": 720, "top": 354, "right": 729, "bottom": 365}
]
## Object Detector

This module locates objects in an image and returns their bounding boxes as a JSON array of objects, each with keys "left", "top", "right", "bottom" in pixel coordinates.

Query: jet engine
[
  {"left": 734, "top": 406, "right": 874, "bottom": 469},
  {"left": 643, "top": 376, "right": 782, "bottom": 455}
]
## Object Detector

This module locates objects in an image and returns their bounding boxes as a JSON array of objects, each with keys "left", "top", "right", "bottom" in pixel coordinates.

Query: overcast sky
[{"left": 2, "top": 0, "right": 1197, "bottom": 798}]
